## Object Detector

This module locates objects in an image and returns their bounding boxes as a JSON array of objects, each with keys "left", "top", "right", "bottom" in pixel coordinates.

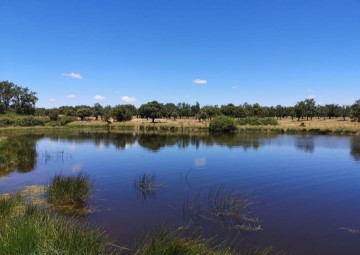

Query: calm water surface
[{"left": 1, "top": 132, "right": 360, "bottom": 255}]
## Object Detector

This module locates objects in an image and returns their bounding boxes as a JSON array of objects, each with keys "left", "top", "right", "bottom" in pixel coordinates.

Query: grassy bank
[{"left": 1, "top": 116, "right": 360, "bottom": 135}]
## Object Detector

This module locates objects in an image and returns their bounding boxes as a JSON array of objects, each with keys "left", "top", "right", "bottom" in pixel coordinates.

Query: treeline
[
  {"left": 34, "top": 99, "right": 360, "bottom": 123},
  {"left": 2, "top": 80, "right": 360, "bottom": 123}
]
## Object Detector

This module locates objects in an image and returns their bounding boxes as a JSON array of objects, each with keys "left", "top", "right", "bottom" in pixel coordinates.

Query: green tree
[
  {"left": 93, "top": 103, "right": 104, "bottom": 120},
  {"left": 351, "top": 100, "right": 360, "bottom": 122},
  {"left": 325, "top": 104, "right": 339, "bottom": 119},
  {"left": 294, "top": 101, "right": 306, "bottom": 121},
  {"left": 304, "top": 98, "right": 316, "bottom": 120},
  {"left": 112, "top": 105, "right": 133, "bottom": 122},
  {"left": 138, "top": 101, "right": 164, "bottom": 123},
  {"left": 0, "top": 81, "right": 38, "bottom": 115},
  {"left": 77, "top": 108, "right": 92, "bottom": 120}
]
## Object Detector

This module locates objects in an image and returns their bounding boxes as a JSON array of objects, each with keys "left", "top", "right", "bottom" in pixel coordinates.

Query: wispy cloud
[
  {"left": 232, "top": 85, "right": 239, "bottom": 89},
  {"left": 93, "top": 95, "right": 106, "bottom": 100},
  {"left": 185, "top": 95, "right": 190, "bottom": 98},
  {"left": 62, "top": 72, "right": 82, "bottom": 79},
  {"left": 121, "top": 96, "right": 137, "bottom": 103},
  {"left": 307, "top": 95, "right": 315, "bottom": 100},
  {"left": 192, "top": 79, "right": 207, "bottom": 85},
  {"left": 49, "top": 98, "right": 56, "bottom": 102},
  {"left": 67, "top": 94, "right": 77, "bottom": 99}
]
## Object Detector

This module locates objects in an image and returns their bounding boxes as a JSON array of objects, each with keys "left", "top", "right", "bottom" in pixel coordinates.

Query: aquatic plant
[
  {"left": 134, "top": 172, "right": 162, "bottom": 199},
  {"left": 184, "top": 185, "right": 262, "bottom": 232},
  {"left": 0, "top": 193, "right": 22, "bottom": 217},
  {"left": 134, "top": 227, "right": 233, "bottom": 255},
  {"left": 47, "top": 173, "right": 91, "bottom": 213}
]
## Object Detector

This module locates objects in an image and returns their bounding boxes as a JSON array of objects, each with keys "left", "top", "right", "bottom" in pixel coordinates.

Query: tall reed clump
[
  {"left": 0, "top": 195, "right": 120, "bottom": 255},
  {"left": 47, "top": 173, "right": 91, "bottom": 213}
]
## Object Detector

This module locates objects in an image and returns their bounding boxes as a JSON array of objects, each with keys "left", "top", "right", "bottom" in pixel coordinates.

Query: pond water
[{"left": 1, "top": 131, "right": 360, "bottom": 254}]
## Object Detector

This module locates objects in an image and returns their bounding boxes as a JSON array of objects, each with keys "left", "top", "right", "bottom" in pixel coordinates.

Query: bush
[
  {"left": 236, "top": 117, "right": 278, "bottom": 126},
  {"left": 15, "top": 116, "right": 49, "bottom": 126},
  {"left": 209, "top": 116, "right": 237, "bottom": 133},
  {"left": 0, "top": 115, "right": 16, "bottom": 127},
  {"left": 48, "top": 111, "right": 59, "bottom": 121}
]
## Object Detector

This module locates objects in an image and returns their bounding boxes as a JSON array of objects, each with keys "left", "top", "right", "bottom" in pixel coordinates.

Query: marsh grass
[
  {"left": 0, "top": 193, "right": 22, "bottom": 217},
  {"left": 134, "top": 172, "right": 162, "bottom": 199},
  {"left": 47, "top": 173, "right": 91, "bottom": 214},
  {"left": 134, "top": 227, "right": 233, "bottom": 255},
  {"left": 184, "top": 185, "right": 262, "bottom": 232},
  {"left": 134, "top": 227, "right": 273, "bottom": 255},
  {"left": 0, "top": 197, "right": 120, "bottom": 255}
]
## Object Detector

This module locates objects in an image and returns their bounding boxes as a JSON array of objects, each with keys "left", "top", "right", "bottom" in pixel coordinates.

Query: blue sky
[{"left": 1, "top": 0, "right": 359, "bottom": 108}]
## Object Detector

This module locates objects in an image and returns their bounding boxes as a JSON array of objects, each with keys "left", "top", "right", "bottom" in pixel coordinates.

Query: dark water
[{"left": 1, "top": 131, "right": 360, "bottom": 254}]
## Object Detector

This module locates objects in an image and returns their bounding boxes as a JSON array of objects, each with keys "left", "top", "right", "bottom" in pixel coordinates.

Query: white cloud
[
  {"left": 185, "top": 95, "right": 190, "bottom": 98},
  {"left": 307, "top": 95, "right": 315, "bottom": 100},
  {"left": 49, "top": 98, "right": 56, "bottom": 102},
  {"left": 232, "top": 85, "right": 239, "bottom": 89},
  {"left": 192, "top": 79, "right": 207, "bottom": 85},
  {"left": 121, "top": 96, "right": 137, "bottom": 103},
  {"left": 93, "top": 95, "right": 106, "bottom": 100},
  {"left": 62, "top": 72, "right": 82, "bottom": 79},
  {"left": 67, "top": 94, "right": 77, "bottom": 99}
]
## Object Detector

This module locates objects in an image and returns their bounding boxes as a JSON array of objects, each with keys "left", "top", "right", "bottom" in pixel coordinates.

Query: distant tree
[
  {"left": 77, "top": 107, "right": 92, "bottom": 120},
  {"left": 93, "top": 103, "right": 104, "bottom": 120},
  {"left": 177, "top": 102, "right": 191, "bottom": 118},
  {"left": 112, "top": 105, "right": 133, "bottom": 122},
  {"left": 201, "top": 105, "right": 221, "bottom": 120},
  {"left": 351, "top": 100, "right": 360, "bottom": 122},
  {"left": 339, "top": 105, "right": 350, "bottom": 121},
  {"left": 163, "top": 103, "right": 178, "bottom": 119},
  {"left": 275, "top": 105, "right": 284, "bottom": 119},
  {"left": 325, "top": 104, "right": 339, "bottom": 119},
  {"left": 197, "top": 111, "right": 208, "bottom": 122},
  {"left": 294, "top": 101, "right": 306, "bottom": 121},
  {"left": 191, "top": 102, "right": 201, "bottom": 116},
  {"left": 252, "top": 103, "right": 265, "bottom": 117},
  {"left": 304, "top": 98, "right": 316, "bottom": 120},
  {"left": 103, "top": 105, "right": 112, "bottom": 123},
  {"left": 221, "top": 104, "right": 238, "bottom": 117},
  {"left": 138, "top": 101, "right": 164, "bottom": 123}
]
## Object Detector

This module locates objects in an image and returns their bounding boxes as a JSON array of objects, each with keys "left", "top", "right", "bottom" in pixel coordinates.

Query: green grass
[
  {"left": 0, "top": 193, "right": 22, "bottom": 217},
  {"left": 0, "top": 196, "right": 119, "bottom": 255},
  {"left": 47, "top": 173, "right": 91, "bottom": 213},
  {"left": 135, "top": 228, "right": 233, "bottom": 255}
]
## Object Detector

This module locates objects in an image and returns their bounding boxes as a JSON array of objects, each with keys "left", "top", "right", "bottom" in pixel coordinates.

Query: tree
[
  {"left": 201, "top": 105, "right": 221, "bottom": 120},
  {"left": 163, "top": 103, "right": 179, "bottom": 119},
  {"left": 304, "top": 98, "right": 316, "bottom": 120},
  {"left": 275, "top": 105, "right": 284, "bottom": 119},
  {"left": 325, "top": 104, "right": 339, "bottom": 119},
  {"left": 339, "top": 105, "right": 350, "bottom": 121},
  {"left": 93, "top": 103, "right": 104, "bottom": 120},
  {"left": 138, "top": 101, "right": 164, "bottom": 123},
  {"left": 103, "top": 105, "right": 112, "bottom": 123},
  {"left": 77, "top": 108, "right": 92, "bottom": 120},
  {"left": 112, "top": 105, "right": 133, "bottom": 122},
  {"left": 294, "top": 101, "right": 306, "bottom": 121},
  {"left": 351, "top": 100, "right": 360, "bottom": 122},
  {"left": 0, "top": 81, "right": 38, "bottom": 115}
]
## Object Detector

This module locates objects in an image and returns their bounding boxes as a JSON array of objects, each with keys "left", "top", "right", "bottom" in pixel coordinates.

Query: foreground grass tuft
[
  {"left": 47, "top": 173, "right": 91, "bottom": 213},
  {"left": 0, "top": 198, "right": 119, "bottom": 255}
]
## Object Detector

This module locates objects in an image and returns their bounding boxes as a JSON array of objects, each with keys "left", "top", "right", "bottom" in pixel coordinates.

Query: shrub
[
  {"left": 15, "top": 116, "right": 49, "bottom": 126},
  {"left": 209, "top": 116, "right": 237, "bottom": 133}
]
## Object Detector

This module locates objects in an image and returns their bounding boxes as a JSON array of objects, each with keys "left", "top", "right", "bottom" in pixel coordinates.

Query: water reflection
[
  {"left": 1, "top": 132, "right": 360, "bottom": 177},
  {"left": 0, "top": 135, "right": 40, "bottom": 176},
  {"left": 351, "top": 137, "right": 360, "bottom": 161}
]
